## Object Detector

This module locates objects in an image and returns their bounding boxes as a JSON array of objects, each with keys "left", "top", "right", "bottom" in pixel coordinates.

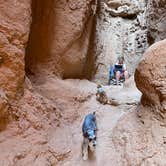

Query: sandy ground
[
  {"left": 31, "top": 76, "right": 141, "bottom": 166},
  {"left": 0, "top": 76, "right": 143, "bottom": 166}
]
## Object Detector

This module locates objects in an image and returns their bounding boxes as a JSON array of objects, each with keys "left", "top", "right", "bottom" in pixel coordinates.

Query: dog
[
  {"left": 82, "top": 112, "right": 97, "bottom": 160},
  {"left": 96, "top": 85, "right": 119, "bottom": 106}
]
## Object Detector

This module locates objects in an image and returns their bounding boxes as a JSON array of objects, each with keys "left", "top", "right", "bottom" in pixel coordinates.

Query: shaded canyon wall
[{"left": 26, "top": 0, "right": 97, "bottom": 79}]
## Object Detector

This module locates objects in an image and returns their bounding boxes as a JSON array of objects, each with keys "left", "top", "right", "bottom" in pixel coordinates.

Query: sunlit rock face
[{"left": 94, "top": 0, "right": 148, "bottom": 84}]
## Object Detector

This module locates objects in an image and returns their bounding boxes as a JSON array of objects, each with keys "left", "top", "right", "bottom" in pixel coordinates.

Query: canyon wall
[
  {"left": 93, "top": 0, "right": 148, "bottom": 84},
  {"left": 1, "top": 0, "right": 165, "bottom": 100},
  {"left": 0, "top": 0, "right": 31, "bottom": 129},
  {"left": 0, "top": 1, "right": 99, "bottom": 164},
  {"left": 0, "top": 0, "right": 31, "bottom": 99},
  {"left": 0, "top": 0, "right": 98, "bottom": 130},
  {"left": 0, "top": 0, "right": 165, "bottom": 165},
  {"left": 146, "top": 0, "right": 166, "bottom": 44},
  {"left": 112, "top": 1, "right": 166, "bottom": 163},
  {"left": 26, "top": 0, "right": 97, "bottom": 79}
]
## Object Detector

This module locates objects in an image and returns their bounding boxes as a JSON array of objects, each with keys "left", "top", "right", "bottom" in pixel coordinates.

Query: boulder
[{"left": 135, "top": 39, "right": 166, "bottom": 116}]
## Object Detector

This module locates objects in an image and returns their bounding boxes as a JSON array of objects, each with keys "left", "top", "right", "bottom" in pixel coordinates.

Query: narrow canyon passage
[
  {"left": 0, "top": 0, "right": 165, "bottom": 165},
  {"left": 25, "top": 0, "right": 55, "bottom": 76},
  {"left": 25, "top": 0, "right": 148, "bottom": 82},
  {"left": 23, "top": 0, "right": 149, "bottom": 165},
  {"left": 31, "top": 76, "right": 141, "bottom": 166},
  {"left": 25, "top": 0, "right": 97, "bottom": 79}
]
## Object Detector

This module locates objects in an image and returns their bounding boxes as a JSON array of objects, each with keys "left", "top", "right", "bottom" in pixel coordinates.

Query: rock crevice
[{"left": 26, "top": 0, "right": 98, "bottom": 79}]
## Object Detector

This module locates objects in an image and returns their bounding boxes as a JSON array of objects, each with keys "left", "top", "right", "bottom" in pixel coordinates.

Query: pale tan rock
[{"left": 94, "top": 0, "right": 148, "bottom": 83}]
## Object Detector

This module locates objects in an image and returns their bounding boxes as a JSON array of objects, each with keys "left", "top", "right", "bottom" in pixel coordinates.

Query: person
[{"left": 114, "top": 57, "right": 129, "bottom": 85}]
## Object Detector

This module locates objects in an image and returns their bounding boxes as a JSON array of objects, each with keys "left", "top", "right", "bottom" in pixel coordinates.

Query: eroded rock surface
[
  {"left": 26, "top": 0, "right": 97, "bottom": 79},
  {"left": 0, "top": 0, "right": 31, "bottom": 99},
  {"left": 0, "top": 0, "right": 165, "bottom": 165},
  {"left": 94, "top": 0, "right": 148, "bottom": 83},
  {"left": 146, "top": 0, "right": 166, "bottom": 44},
  {"left": 106, "top": 0, "right": 142, "bottom": 18},
  {"left": 0, "top": 78, "right": 98, "bottom": 166},
  {"left": 112, "top": 106, "right": 166, "bottom": 166},
  {"left": 0, "top": 0, "right": 31, "bottom": 129},
  {"left": 135, "top": 39, "right": 166, "bottom": 116}
]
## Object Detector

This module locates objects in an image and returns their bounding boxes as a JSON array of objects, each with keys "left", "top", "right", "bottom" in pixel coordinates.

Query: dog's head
[{"left": 87, "top": 129, "right": 97, "bottom": 152}]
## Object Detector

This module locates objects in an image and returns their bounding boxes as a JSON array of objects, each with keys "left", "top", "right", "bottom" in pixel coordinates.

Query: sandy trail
[
  {"left": 32, "top": 77, "right": 141, "bottom": 166},
  {"left": 0, "top": 76, "right": 165, "bottom": 166}
]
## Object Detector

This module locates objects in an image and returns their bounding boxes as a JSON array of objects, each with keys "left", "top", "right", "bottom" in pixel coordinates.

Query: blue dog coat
[{"left": 82, "top": 113, "right": 97, "bottom": 139}]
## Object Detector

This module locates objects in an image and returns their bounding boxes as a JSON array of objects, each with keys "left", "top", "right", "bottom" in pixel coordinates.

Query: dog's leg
[{"left": 82, "top": 137, "right": 89, "bottom": 160}]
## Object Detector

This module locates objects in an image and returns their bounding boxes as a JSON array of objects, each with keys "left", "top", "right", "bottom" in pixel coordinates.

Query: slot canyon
[{"left": 0, "top": 0, "right": 165, "bottom": 165}]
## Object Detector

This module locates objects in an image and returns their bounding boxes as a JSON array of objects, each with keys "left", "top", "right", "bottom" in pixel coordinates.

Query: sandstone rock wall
[
  {"left": 0, "top": 0, "right": 31, "bottom": 99},
  {"left": 0, "top": 0, "right": 31, "bottom": 128},
  {"left": 135, "top": 39, "right": 166, "bottom": 117},
  {"left": 0, "top": 0, "right": 31, "bottom": 131},
  {"left": 0, "top": 0, "right": 98, "bottom": 130},
  {"left": 146, "top": 0, "right": 166, "bottom": 44},
  {"left": 26, "top": 0, "right": 97, "bottom": 79},
  {"left": 93, "top": 0, "right": 148, "bottom": 84}
]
